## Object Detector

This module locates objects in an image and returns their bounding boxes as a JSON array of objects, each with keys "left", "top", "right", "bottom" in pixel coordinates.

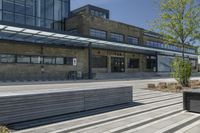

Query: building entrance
[{"left": 111, "top": 57, "right": 125, "bottom": 72}]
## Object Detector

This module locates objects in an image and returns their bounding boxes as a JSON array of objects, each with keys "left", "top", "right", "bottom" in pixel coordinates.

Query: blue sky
[{"left": 71, "top": 0, "right": 160, "bottom": 30}]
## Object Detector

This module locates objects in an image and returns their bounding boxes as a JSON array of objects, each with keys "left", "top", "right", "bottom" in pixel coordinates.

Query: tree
[
  {"left": 151, "top": 0, "right": 200, "bottom": 59},
  {"left": 171, "top": 57, "right": 191, "bottom": 86},
  {"left": 151, "top": 0, "right": 200, "bottom": 87}
]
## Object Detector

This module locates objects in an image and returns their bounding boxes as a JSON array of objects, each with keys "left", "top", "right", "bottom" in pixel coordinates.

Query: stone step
[
  {"left": 64, "top": 104, "right": 183, "bottom": 133},
  {"left": 123, "top": 112, "right": 200, "bottom": 133},
  {"left": 15, "top": 96, "right": 182, "bottom": 133}
]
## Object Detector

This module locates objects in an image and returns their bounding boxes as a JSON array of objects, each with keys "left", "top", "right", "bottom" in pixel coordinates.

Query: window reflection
[{"left": 1, "top": 0, "right": 70, "bottom": 31}]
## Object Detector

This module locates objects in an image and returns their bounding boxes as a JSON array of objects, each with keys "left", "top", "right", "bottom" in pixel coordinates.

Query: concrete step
[{"left": 14, "top": 94, "right": 182, "bottom": 133}]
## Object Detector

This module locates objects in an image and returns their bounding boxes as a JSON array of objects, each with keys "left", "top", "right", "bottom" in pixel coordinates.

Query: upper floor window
[
  {"left": 127, "top": 36, "right": 139, "bottom": 45},
  {"left": 90, "top": 9, "right": 107, "bottom": 19},
  {"left": 89, "top": 29, "right": 107, "bottom": 39},
  {"left": 111, "top": 33, "right": 124, "bottom": 42}
]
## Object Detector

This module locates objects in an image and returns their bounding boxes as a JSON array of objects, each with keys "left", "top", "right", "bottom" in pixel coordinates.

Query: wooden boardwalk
[{"left": 12, "top": 87, "right": 200, "bottom": 133}]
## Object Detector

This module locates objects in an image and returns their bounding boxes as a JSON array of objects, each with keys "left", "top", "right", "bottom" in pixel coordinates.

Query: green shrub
[
  {"left": 0, "top": 126, "right": 9, "bottom": 133},
  {"left": 170, "top": 57, "right": 192, "bottom": 87}
]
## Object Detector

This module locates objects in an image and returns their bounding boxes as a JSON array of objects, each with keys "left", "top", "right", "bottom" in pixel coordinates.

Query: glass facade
[
  {"left": 145, "top": 41, "right": 196, "bottom": 54},
  {"left": 0, "top": 0, "right": 70, "bottom": 31}
]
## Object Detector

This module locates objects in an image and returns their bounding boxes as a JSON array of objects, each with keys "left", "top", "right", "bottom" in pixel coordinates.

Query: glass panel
[
  {"left": 44, "top": 57, "right": 56, "bottom": 64},
  {"left": 111, "top": 33, "right": 124, "bottom": 42},
  {"left": 36, "top": 0, "right": 45, "bottom": 18},
  {"left": 45, "top": 19, "right": 53, "bottom": 29},
  {"left": 0, "top": 54, "right": 15, "bottom": 63},
  {"left": 89, "top": 29, "right": 106, "bottom": 39},
  {"left": 15, "top": 13, "right": 25, "bottom": 24},
  {"left": 92, "top": 56, "right": 107, "bottom": 68},
  {"left": 64, "top": 57, "right": 73, "bottom": 65},
  {"left": 127, "top": 36, "right": 138, "bottom": 45},
  {"left": 0, "top": 0, "right": 2, "bottom": 10},
  {"left": 56, "top": 57, "right": 64, "bottom": 65},
  {"left": 62, "top": 1, "right": 69, "bottom": 19},
  {"left": 26, "top": 0, "right": 35, "bottom": 16},
  {"left": 17, "top": 55, "right": 31, "bottom": 63},
  {"left": 128, "top": 59, "right": 139, "bottom": 68},
  {"left": 2, "top": 11, "right": 14, "bottom": 22},
  {"left": 15, "top": 0, "right": 25, "bottom": 14},
  {"left": 26, "top": 16, "right": 35, "bottom": 26},
  {"left": 54, "top": 0, "right": 61, "bottom": 21},
  {"left": 2, "top": 0, "right": 14, "bottom": 12},
  {"left": 36, "top": 17, "right": 45, "bottom": 28},
  {"left": 31, "top": 56, "right": 41, "bottom": 64},
  {"left": 45, "top": 0, "right": 53, "bottom": 19}
]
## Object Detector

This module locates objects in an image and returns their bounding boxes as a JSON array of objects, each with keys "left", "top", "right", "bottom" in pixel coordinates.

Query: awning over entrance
[{"left": 0, "top": 21, "right": 198, "bottom": 58}]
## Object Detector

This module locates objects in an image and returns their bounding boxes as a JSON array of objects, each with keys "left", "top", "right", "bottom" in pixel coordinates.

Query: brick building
[{"left": 0, "top": 1, "right": 198, "bottom": 81}]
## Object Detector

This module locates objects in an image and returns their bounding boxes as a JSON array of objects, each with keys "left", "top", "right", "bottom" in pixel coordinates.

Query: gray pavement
[{"left": 2, "top": 77, "right": 200, "bottom": 133}]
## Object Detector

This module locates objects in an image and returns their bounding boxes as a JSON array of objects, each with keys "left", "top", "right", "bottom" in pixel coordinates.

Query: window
[
  {"left": 111, "top": 33, "right": 124, "bottom": 42},
  {"left": 31, "top": 56, "right": 41, "bottom": 64},
  {"left": 44, "top": 57, "right": 56, "bottom": 64},
  {"left": 0, "top": 54, "right": 15, "bottom": 63},
  {"left": 1, "top": 0, "right": 70, "bottom": 31},
  {"left": 127, "top": 36, "right": 139, "bottom": 45},
  {"left": 2, "top": 11, "right": 14, "bottom": 22},
  {"left": 2, "top": 0, "right": 14, "bottom": 12},
  {"left": 26, "top": 0, "right": 35, "bottom": 16},
  {"left": 128, "top": 59, "right": 139, "bottom": 68},
  {"left": 146, "top": 56, "right": 156, "bottom": 69},
  {"left": 64, "top": 57, "right": 73, "bottom": 65},
  {"left": 92, "top": 56, "right": 107, "bottom": 68},
  {"left": 56, "top": 57, "right": 64, "bottom": 65},
  {"left": 45, "top": 0, "right": 54, "bottom": 19},
  {"left": 15, "top": 0, "right": 25, "bottom": 14},
  {"left": 90, "top": 9, "right": 107, "bottom": 19},
  {"left": 89, "top": 29, "right": 107, "bottom": 39},
  {"left": 17, "top": 55, "right": 31, "bottom": 63},
  {"left": 15, "top": 13, "right": 25, "bottom": 24}
]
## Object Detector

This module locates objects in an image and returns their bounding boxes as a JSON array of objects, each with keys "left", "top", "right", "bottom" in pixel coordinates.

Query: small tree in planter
[
  {"left": 0, "top": 126, "right": 9, "bottom": 133},
  {"left": 171, "top": 57, "right": 192, "bottom": 87}
]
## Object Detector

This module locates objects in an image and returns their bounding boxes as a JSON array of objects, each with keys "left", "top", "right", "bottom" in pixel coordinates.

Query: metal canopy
[{"left": 0, "top": 22, "right": 197, "bottom": 58}]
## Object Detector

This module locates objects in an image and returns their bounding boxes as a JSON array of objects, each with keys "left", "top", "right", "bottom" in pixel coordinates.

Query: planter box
[
  {"left": 0, "top": 85, "right": 132, "bottom": 124},
  {"left": 183, "top": 89, "right": 200, "bottom": 113}
]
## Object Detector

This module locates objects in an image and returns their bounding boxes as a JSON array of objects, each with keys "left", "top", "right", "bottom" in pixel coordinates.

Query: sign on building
[{"left": 73, "top": 58, "right": 77, "bottom": 66}]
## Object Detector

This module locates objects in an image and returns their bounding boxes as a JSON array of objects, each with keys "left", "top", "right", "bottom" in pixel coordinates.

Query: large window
[
  {"left": 146, "top": 56, "right": 156, "bottom": 69},
  {"left": 92, "top": 56, "right": 107, "bottom": 68},
  {"left": 89, "top": 29, "right": 107, "bottom": 39},
  {"left": 111, "top": 33, "right": 124, "bottom": 42},
  {"left": 145, "top": 41, "right": 195, "bottom": 53},
  {"left": 127, "top": 36, "right": 139, "bottom": 45},
  {"left": 0, "top": 54, "right": 15, "bottom": 63},
  {"left": 0, "top": 53, "right": 73, "bottom": 65},
  {"left": 128, "top": 58, "right": 139, "bottom": 68},
  {"left": 0, "top": 0, "right": 70, "bottom": 31},
  {"left": 17, "top": 55, "right": 31, "bottom": 63}
]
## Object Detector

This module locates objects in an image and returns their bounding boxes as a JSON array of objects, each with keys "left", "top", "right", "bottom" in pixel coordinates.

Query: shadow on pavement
[{"left": 8, "top": 102, "right": 143, "bottom": 131}]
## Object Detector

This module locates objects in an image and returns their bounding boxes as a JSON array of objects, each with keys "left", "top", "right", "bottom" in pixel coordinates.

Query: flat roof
[{"left": 0, "top": 21, "right": 198, "bottom": 58}]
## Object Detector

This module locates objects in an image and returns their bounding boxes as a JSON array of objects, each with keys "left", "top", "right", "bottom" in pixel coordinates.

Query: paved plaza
[{"left": 1, "top": 78, "right": 200, "bottom": 133}]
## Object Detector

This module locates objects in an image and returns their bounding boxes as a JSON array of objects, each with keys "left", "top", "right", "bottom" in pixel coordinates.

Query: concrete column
[
  {"left": 125, "top": 53, "right": 128, "bottom": 73},
  {"left": 88, "top": 43, "right": 93, "bottom": 79}
]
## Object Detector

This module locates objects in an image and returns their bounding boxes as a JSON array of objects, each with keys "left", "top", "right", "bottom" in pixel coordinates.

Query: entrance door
[{"left": 111, "top": 57, "right": 125, "bottom": 72}]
